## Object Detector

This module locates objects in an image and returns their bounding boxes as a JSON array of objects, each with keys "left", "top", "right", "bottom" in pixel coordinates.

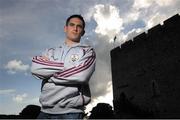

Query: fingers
[{"left": 40, "top": 56, "right": 49, "bottom": 61}]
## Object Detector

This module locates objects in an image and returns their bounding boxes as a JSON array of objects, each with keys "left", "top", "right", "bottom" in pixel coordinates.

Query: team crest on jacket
[{"left": 71, "top": 54, "right": 79, "bottom": 62}]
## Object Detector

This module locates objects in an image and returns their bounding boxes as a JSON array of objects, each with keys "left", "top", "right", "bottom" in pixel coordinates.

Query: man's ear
[
  {"left": 64, "top": 26, "right": 67, "bottom": 33},
  {"left": 81, "top": 30, "right": 85, "bottom": 36}
]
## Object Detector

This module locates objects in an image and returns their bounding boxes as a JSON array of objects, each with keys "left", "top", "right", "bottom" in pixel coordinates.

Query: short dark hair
[{"left": 66, "top": 14, "right": 85, "bottom": 29}]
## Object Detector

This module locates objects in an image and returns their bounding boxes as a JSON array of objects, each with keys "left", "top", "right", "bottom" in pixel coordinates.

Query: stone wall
[{"left": 111, "top": 14, "right": 180, "bottom": 118}]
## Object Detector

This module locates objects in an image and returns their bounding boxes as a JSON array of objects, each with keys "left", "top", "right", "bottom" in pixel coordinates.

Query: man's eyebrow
[
  {"left": 69, "top": 22, "right": 75, "bottom": 25},
  {"left": 69, "top": 22, "right": 75, "bottom": 24},
  {"left": 69, "top": 22, "right": 83, "bottom": 27}
]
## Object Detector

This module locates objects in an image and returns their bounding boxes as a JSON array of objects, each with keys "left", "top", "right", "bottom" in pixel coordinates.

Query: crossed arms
[{"left": 31, "top": 48, "right": 96, "bottom": 84}]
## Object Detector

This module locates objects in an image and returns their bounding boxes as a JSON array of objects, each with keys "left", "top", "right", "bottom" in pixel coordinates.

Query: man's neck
[{"left": 65, "top": 39, "right": 80, "bottom": 47}]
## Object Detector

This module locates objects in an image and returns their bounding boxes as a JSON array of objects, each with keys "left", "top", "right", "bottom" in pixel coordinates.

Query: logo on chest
[{"left": 70, "top": 54, "right": 79, "bottom": 62}]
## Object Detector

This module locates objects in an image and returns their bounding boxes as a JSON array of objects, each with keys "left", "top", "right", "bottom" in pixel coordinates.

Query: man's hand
[{"left": 40, "top": 56, "right": 49, "bottom": 61}]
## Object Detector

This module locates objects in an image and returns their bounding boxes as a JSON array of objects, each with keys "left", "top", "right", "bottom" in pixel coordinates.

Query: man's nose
[{"left": 73, "top": 25, "right": 78, "bottom": 31}]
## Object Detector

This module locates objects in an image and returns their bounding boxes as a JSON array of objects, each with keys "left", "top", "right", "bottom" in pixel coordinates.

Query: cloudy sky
[{"left": 0, "top": 0, "right": 179, "bottom": 115}]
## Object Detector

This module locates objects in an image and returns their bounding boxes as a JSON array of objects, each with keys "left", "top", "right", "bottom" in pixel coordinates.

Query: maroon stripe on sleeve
[{"left": 32, "top": 56, "right": 64, "bottom": 67}]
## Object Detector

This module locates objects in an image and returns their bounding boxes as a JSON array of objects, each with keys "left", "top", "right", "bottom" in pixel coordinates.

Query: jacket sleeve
[
  {"left": 52, "top": 47, "right": 96, "bottom": 84},
  {"left": 31, "top": 49, "right": 64, "bottom": 80}
]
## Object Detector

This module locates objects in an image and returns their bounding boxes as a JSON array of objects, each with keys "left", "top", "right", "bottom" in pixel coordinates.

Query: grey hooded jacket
[{"left": 31, "top": 43, "right": 96, "bottom": 114}]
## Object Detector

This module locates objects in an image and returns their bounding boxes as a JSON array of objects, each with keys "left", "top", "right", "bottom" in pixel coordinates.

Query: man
[{"left": 31, "top": 14, "right": 96, "bottom": 119}]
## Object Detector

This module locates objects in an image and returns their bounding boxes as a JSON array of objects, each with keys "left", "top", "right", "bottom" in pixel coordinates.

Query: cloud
[
  {"left": 86, "top": 82, "right": 113, "bottom": 113},
  {"left": 146, "top": 13, "right": 167, "bottom": 28},
  {"left": 4, "top": 59, "right": 30, "bottom": 74},
  {"left": 153, "top": 0, "right": 175, "bottom": 7},
  {"left": 133, "top": 0, "right": 175, "bottom": 10},
  {"left": 0, "top": 89, "right": 16, "bottom": 95},
  {"left": 132, "top": 0, "right": 180, "bottom": 29},
  {"left": 86, "top": 35, "right": 114, "bottom": 109},
  {"left": 133, "top": 0, "right": 153, "bottom": 9},
  {"left": 13, "top": 93, "right": 28, "bottom": 103},
  {"left": 93, "top": 4, "right": 123, "bottom": 42}
]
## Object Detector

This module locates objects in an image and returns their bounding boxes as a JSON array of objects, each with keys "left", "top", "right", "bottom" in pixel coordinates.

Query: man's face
[{"left": 64, "top": 17, "right": 84, "bottom": 43}]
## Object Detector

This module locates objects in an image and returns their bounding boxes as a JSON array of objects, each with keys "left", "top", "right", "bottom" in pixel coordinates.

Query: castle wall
[{"left": 111, "top": 14, "right": 180, "bottom": 118}]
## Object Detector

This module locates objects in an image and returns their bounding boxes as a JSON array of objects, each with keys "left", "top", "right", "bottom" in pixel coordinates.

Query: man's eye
[
  {"left": 77, "top": 25, "right": 83, "bottom": 28},
  {"left": 69, "top": 23, "right": 74, "bottom": 26}
]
